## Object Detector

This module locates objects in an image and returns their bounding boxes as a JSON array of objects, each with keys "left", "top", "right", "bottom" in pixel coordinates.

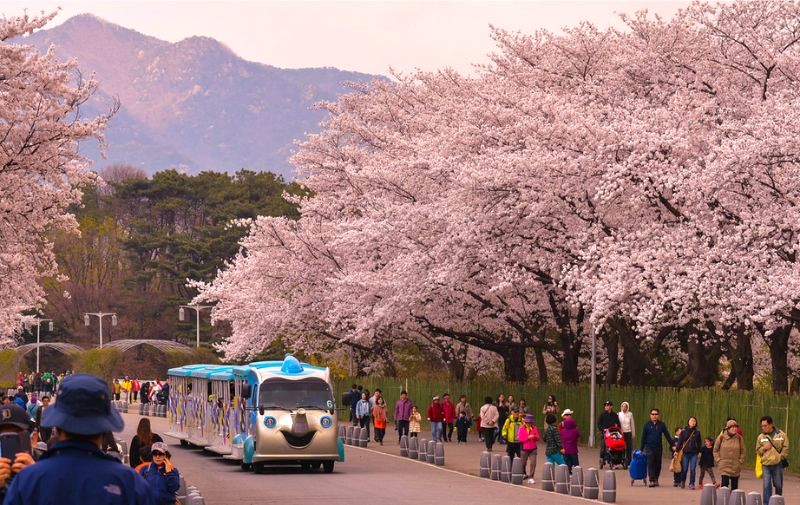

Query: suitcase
[{"left": 629, "top": 449, "right": 648, "bottom": 485}]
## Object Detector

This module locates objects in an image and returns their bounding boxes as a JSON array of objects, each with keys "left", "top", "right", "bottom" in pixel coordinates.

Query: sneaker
[
  {"left": 528, "top": 478, "right": 535, "bottom": 484},
  {"left": 688, "top": 484, "right": 695, "bottom": 490},
  {"left": 649, "top": 483, "right": 656, "bottom": 488}
]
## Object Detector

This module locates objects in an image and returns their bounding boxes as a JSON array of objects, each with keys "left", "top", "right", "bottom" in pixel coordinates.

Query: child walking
[
  {"left": 373, "top": 397, "right": 388, "bottom": 445},
  {"left": 698, "top": 436, "right": 717, "bottom": 487},
  {"left": 409, "top": 405, "right": 422, "bottom": 437},
  {"left": 672, "top": 428, "right": 683, "bottom": 487},
  {"left": 455, "top": 411, "right": 471, "bottom": 443}
]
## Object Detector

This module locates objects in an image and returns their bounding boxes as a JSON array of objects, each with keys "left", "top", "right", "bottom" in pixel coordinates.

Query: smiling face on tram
[{"left": 256, "top": 377, "right": 336, "bottom": 449}]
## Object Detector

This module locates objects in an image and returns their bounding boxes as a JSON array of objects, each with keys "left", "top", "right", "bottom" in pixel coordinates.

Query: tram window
[{"left": 258, "top": 378, "right": 334, "bottom": 411}]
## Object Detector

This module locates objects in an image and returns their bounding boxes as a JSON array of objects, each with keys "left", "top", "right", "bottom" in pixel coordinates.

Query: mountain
[{"left": 21, "top": 14, "right": 384, "bottom": 180}]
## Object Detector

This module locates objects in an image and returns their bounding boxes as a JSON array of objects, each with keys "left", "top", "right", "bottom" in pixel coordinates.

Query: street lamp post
[
  {"left": 589, "top": 326, "right": 597, "bottom": 448},
  {"left": 24, "top": 318, "right": 53, "bottom": 373},
  {"left": 84, "top": 312, "right": 117, "bottom": 348},
  {"left": 179, "top": 305, "right": 212, "bottom": 348}
]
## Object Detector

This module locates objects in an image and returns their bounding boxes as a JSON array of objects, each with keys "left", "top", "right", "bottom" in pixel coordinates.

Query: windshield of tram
[{"left": 258, "top": 378, "right": 335, "bottom": 411}]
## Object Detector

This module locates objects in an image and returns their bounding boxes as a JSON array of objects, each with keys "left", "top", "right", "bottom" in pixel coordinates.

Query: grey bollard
[
  {"left": 511, "top": 456, "right": 525, "bottom": 485},
  {"left": 745, "top": 492, "right": 762, "bottom": 505},
  {"left": 729, "top": 489, "right": 746, "bottom": 505},
  {"left": 399, "top": 435, "right": 409, "bottom": 457},
  {"left": 500, "top": 455, "right": 511, "bottom": 482},
  {"left": 490, "top": 453, "right": 501, "bottom": 480},
  {"left": 555, "top": 464, "right": 569, "bottom": 494},
  {"left": 570, "top": 465, "right": 584, "bottom": 496},
  {"left": 583, "top": 467, "right": 600, "bottom": 499},
  {"left": 139, "top": 403, "right": 145, "bottom": 415},
  {"left": 123, "top": 401, "right": 128, "bottom": 413},
  {"left": 768, "top": 497, "right": 785, "bottom": 505},
  {"left": 359, "top": 427, "right": 368, "bottom": 447},
  {"left": 426, "top": 440, "right": 436, "bottom": 464},
  {"left": 717, "top": 486, "right": 731, "bottom": 505},
  {"left": 602, "top": 470, "right": 616, "bottom": 503},
  {"left": 700, "top": 483, "right": 716, "bottom": 505},
  {"left": 479, "top": 451, "right": 490, "bottom": 478},
  {"left": 541, "top": 461, "right": 555, "bottom": 491},
  {"left": 434, "top": 442, "right": 445, "bottom": 466},
  {"left": 178, "top": 476, "right": 187, "bottom": 497},
  {"left": 418, "top": 438, "right": 428, "bottom": 461},
  {"left": 345, "top": 426, "right": 353, "bottom": 445},
  {"left": 408, "top": 436, "right": 419, "bottom": 459}
]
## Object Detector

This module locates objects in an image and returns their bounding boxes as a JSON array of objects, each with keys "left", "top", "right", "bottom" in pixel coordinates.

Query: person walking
[
  {"left": 138, "top": 442, "right": 179, "bottom": 505},
  {"left": 496, "top": 394, "right": 509, "bottom": 444},
  {"left": 129, "top": 418, "right": 164, "bottom": 469},
  {"left": 409, "top": 405, "right": 422, "bottom": 438},
  {"left": 349, "top": 384, "right": 360, "bottom": 426},
  {"left": 502, "top": 407, "right": 522, "bottom": 463},
  {"left": 373, "top": 397, "right": 388, "bottom": 445},
  {"left": 454, "top": 394, "right": 473, "bottom": 420},
  {"left": 455, "top": 411, "right": 471, "bottom": 443},
  {"left": 542, "top": 395, "right": 559, "bottom": 417},
  {"left": 543, "top": 414, "right": 565, "bottom": 465},
  {"left": 426, "top": 396, "right": 444, "bottom": 442},
  {"left": 132, "top": 379, "right": 141, "bottom": 403},
  {"left": 394, "top": 390, "right": 412, "bottom": 442},
  {"left": 640, "top": 407, "right": 672, "bottom": 487},
  {"left": 2, "top": 374, "right": 154, "bottom": 505},
  {"left": 0, "top": 404, "right": 36, "bottom": 503},
  {"left": 517, "top": 413, "right": 540, "bottom": 484},
  {"left": 756, "top": 415, "right": 789, "bottom": 503},
  {"left": 714, "top": 419, "right": 745, "bottom": 490},
  {"left": 368, "top": 389, "right": 382, "bottom": 441},
  {"left": 698, "top": 436, "right": 717, "bottom": 488},
  {"left": 561, "top": 415, "right": 581, "bottom": 472},
  {"left": 618, "top": 401, "right": 635, "bottom": 466},
  {"left": 675, "top": 416, "right": 702, "bottom": 489},
  {"left": 597, "top": 400, "right": 621, "bottom": 460},
  {"left": 479, "top": 396, "right": 499, "bottom": 451},
  {"left": 355, "top": 392, "right": 371, "bottom": 439},
  {"left": 441, "top": 393, "right": 457, "bottom": 442}
]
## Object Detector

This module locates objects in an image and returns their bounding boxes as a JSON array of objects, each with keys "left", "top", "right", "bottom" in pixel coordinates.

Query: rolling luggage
[{"left": 629, "top": 449, "right": 648, "bottom": 485}]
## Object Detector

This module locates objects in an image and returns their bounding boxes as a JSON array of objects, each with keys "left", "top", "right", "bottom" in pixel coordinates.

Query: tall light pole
[
  {"left": 179, "top": 305, "right": 212, "bottom": 348},
  {"left": 24, "top": 318, "right": 53, "bottom": 373},
  {"left": 589, "top": 326, "right": 597, "bottom": 448},
  {"left": 84, "top": 312, "right": 117, "bottom": 348}
]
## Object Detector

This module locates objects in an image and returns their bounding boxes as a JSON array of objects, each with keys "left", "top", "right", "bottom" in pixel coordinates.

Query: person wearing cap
[
  {"left": 558, "top": 408, "right": 574, "bottom": 431},
  {"left": 502, "top": 406, "right": 523, "bottom": 463},
  {"left": 0, "top": 404, "right": 35, "bottom": 503},
  {"left": 426, "top": 396, "right": 444, "bottom": 442},
  {"left": 138, "top": 441, "right": 179, "bottom": 505},
  {"left": 2, "top": 373, "right": 154, "bottom": 505},
  {"left": 713, "top": 419, "right": 745, "bottom": 490},
  {"left": 597, "top": 400, "right": 621, "bottom": 461}
]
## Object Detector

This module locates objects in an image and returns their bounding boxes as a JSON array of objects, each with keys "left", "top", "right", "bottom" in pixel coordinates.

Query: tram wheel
[
  {"left": 240, "top": 463, "right": 252, "bottom": 472},
  {"left": 323, "top": 460, "right": 334, "bottom": 473},
  {"left": 180, "top": 440, "right": 189, "bottom": 447},
  {"left": 301, "top": 462, "right": 311, "bottom": 472},
  {"left": 311, "top": 462, "right": 321, "bottom": 471},
  {"left": 253, "top": 463, "right": 265, "bottom": 474}
]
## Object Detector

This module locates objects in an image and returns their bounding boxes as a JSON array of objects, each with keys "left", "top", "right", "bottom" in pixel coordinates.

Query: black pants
[
  {"left": 397, "top": 420, "right": 409, "bottom": 441},
  {"left": 623, "top": 432, "right": 633, "bottom": 464},
  {"left": 375, "top": 428, "right": 385, "bottom": 443},
  {"left": 483, "top": 427, "right": 496, "bottom": 451},
  {"left": 457, "top": 426, "right": 468, "bottom": 442},
  {"left": 721, "top": 475, "right": 739, "bottom": 490},
  {"left": 645, "top": 448, "right": 663, "bottom": 483},
  {"left": 445, "top": 422, "right": 454, "bottom": 441},
  {"left": 506, "top": 442, "right": 521, "bottom": 462}
]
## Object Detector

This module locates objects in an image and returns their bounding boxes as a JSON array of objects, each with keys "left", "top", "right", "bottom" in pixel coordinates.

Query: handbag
[
  {"left": 670, "top": 436, "right": 691, "bottom": 473},
  {"left": 755, "top": 453, "right": 763, "bottom": 478},
  {"left": 766, "top": 434, "right": 789, "bottom": 469}
]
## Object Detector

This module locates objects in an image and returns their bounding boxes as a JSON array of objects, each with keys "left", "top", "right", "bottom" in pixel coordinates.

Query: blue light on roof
[{"left": 280, "top": 354, "right": 304, "bottom": 375}]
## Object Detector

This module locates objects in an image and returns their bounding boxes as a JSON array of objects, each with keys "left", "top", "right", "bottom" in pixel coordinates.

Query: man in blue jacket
[
  {"left": 639, "top": 407, "right": 672, "bottom": 487},
  {"left": 3, "top": 374, "right": 154, "bottom": 505}
]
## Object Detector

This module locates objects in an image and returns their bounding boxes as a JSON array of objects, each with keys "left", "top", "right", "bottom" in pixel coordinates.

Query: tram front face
[{"left": 253, "top": 377, "right": 338, "bottom": 461}]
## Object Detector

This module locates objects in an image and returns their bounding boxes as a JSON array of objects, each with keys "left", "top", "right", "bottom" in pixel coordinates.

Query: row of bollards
[
  {"left": 339, "top": 425, "right": 369, "bottom": 447},
  {"left": 135, "top": 402, "right": 167, "bottom": 417},
  {"left": 699, "top": 483, "right": 784, "bottom": 505},
  {"left": 478, "top": 453, "right": 616, "bottom": 502},
  {"left": 177, "top": 477, "right": 206, "bottom": 505},
  {"left": 395, "top": 435, "right": 444, "bottom": 466},
  {"left": 112, "top": 400, "right": 129, "bottom": 413}
]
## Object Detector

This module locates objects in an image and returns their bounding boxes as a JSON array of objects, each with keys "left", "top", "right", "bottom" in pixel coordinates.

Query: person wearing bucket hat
[
  {"left": 139, "top": 441, "right": 180, "bottom": 505},
  {"left": 0, "top": 404, "right": 35, "bottom": 502},
  {"left": 3, "top": 374, "right": 155, "bottom": 505}
]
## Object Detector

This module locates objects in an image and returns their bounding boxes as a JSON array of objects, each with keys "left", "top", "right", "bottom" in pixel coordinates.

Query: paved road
[{"left": 119, "top": 412, "right": 597, "bottom": 505}]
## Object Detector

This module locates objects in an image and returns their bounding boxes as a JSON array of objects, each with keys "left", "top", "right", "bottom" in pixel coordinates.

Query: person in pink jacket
[{"left": 517, "top": 413, "right": 541, "bottom": 484}]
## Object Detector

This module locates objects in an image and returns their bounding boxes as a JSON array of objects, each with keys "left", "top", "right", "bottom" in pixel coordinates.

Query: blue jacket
[
  {"left": 138, "top": 463, "right": 180, "bottom": 505},
  {"left": 640, "top": 420, "right": 672, "bottom": 453},
  {"left": 2, "top": 439, "right": 154, "bottom": 505}
]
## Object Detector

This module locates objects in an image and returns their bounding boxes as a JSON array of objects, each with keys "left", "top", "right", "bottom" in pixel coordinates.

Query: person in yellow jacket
[
  {"left": 756, "top": 415, "right": 788, "bottom": 503},
  {"left": 121, "top": 377, "right": 133, "bottom": 403},
  {"left": 502, "top": 407, "right": 523, "bottom": 463}
]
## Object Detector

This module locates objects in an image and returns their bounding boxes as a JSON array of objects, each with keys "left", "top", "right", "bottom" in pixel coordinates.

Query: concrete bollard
[
  {"left": 123, "top": 401, "right": 129, "bottom": 413},
  {"left": 491, "top": 453, "right": 501, "bottom": 481},
  {"left": 434, "top": 442, "right": 445, "bottom": 466},
  {"left": 345, "top": 426, "right": 353, "bottom": 445},
  {"left": 700, "top": 483, "right": 716, "bottom": 505},
  {"left": 541, "top": 461, "right": 555, "bottom": 491},
  {"left": 570, "top": 465, "right": 584, "bottom": 496},
  {"left": 409, "top": 436, "right": 419, "bottom": 459},
  {"left": 139, "top": 403, "right": 145, "bottom": 415},
  {"left": 745, "top": 492, "right": 763, "bottom": 505},
  {"left": 479, "top": 451, "right": 490, "bottom": 478},
  {"left": 178, "top": 476, "right": 187, "bottom": 497},
  {"left": 583, "top": 467, "right": 600, "bottom": 499},
  {"left": 555, "top": 464, "right": 569, "bottom": 494},
  {"left": 426, "top": 440, "right": 436, "bottom": 464},
  {"left": 418, "top": 438, "right": 428, "bottom": 461},
  {"left": 602, "top": 470, "right": 616, "bottom": 503},
  {"left": 359, "top": 427, "right": 368, "bottom": 447},
  {"left": 511, "top": 456, "right": 525, "bottom": 485},
  {"left": 717, "top": 486, "right": 731, "bottom": 505},
  {"left": 768, "top": 497, "right": 785, "bottom": 505},
  {"left": 399, "top": 435, "right": 409, "bottom": 457},
  {"left": 729, "top": 489, "right": 746, "bottom": 505},
  {"left": 500, "top": 455, "right": 511, "bottom": 482}
]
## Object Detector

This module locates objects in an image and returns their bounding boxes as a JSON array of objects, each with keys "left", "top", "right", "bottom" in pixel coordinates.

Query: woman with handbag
[{"left": 675, "top": 416, "right": 702, "bottom": 489}]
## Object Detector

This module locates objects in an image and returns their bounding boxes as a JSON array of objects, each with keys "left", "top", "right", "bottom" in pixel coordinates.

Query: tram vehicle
[
  {"left": 238, "top": 355, "right": 340, "bottom": 473},
  {"left": 165, "top": 364, "right": 216, "bottom": 444}
]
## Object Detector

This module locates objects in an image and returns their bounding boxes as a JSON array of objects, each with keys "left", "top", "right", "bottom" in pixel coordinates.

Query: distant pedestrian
[
  {"left": 543, "top": 414, "right": 565, "bottom": 465},
  {"left": 373, "top": 397, "right": 388, "bottom": 445},
  {"left": 369, "top": 389, "right": 382, "bottom": 441},
  {"left": 698, "top": 436, "right": 717, "bottom": 487},
  {"left": 597, "top": 400, "right": 621, "bottom": 459},
  {"left": 409, "top": 405, "right": 422, "bottom": 438},
  {"left": 619, "top": 401, "right": 635, "bottom": 466},
  {"left": 479, "top": 396, "right": 499, "bottom": 451},
  {"left": 0, "top": 404, "right": 36, "bottom": 502},
  {"left": 496, "top": 394, "right": 509, "bottom": 444},
  {"left": 394, "top": 390, "right": 412, "bottom": 442},
  {"left": 112, "top": 379, "right": 121, "bottom": 401},
  {"left": 348, "top": 384, "right": 360, "bottom": 425},
  {"left": 518, "top": 413, "right": 540, "bottom": 484},
  {"left": 518, "top": 399, "right": 529, "bottom": 414},
  {"left": 542, "top": 395, "right": 559, "bottom": 417},
  {"left": 756, "top": 415, "right": 788, "bottom": 503},
  {"left": 502, "top": 407, "right": 522, "bottom": 463},
  {"left": 714, "top": 419, "right": 744, "bottom": 490},
  {"left": 561, "top": 415, "right": 580, "bottom": 472},
  {"left": 455, "top": 411, "right": 471, "bottom": 443},
  {"left": 676, "top": 416, "right": 702, "bottom": 489},
  {"left": 441, "top": 393, "right": 457, "bottom": 442},
  {"left": 355, "top": 392, "right": 371, "bottom": 438},
  {"left": 426, "top": 396, "right": 444, "bottom": 442},
  {"left": 640, "top": 407, "right": 672, "bottom": 487}
]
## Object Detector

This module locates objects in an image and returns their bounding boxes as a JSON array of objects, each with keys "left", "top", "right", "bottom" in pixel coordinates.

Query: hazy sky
[{"left": 4, "top": 1, "right": 691, "bottom": 75}]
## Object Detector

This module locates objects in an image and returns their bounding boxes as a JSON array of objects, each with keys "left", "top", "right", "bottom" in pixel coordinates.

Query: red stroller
[{"left": 600, "top": 425, "right": 627, "bottom": 469}]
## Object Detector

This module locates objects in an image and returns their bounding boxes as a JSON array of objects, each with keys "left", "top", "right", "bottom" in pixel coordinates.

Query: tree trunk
[
  {"left": 687, "top": 335, "right": 720, "bottom": 387},
  {"left": 534, "top": 348, "right": 548, "bottom": 384},
  {"left": 728, "top": 325, "right": 754, "bottom": 390},
  {"left": 500, "top": 347, "right": 528, "bottom": 383},
  {"left": 767, "top": 324, "right": 791, "bottom": 393},
  {"left": 600, "top": 328, "right": 619, "bottom": 385}
]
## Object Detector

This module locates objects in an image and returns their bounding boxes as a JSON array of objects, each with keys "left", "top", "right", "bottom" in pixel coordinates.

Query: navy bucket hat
[{"left": 41, "top": 374, "right": 124, "bottom": 435}]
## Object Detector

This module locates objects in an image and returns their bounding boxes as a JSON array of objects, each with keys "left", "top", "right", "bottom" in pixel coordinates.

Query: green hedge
[{"left": 334, "top": 377, "right": 798, "bottom": 471}]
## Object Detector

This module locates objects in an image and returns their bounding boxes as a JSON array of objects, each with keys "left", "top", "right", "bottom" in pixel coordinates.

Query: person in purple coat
[
  {"left": 394, "top": 390, "right": 413, "bottom": 442},
  {"left": 560, "top": 417, "right": 581, "bottom": 472}
]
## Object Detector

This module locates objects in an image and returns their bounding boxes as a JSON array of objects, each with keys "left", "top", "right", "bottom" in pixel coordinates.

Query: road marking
[{"left": 345, "top": 444, "right": 602, "bottom": 504}]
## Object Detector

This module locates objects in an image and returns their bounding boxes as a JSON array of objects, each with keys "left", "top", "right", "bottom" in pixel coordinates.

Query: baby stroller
[{"left": 600, "top": 425, "right": 626, "bottom": 469}]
